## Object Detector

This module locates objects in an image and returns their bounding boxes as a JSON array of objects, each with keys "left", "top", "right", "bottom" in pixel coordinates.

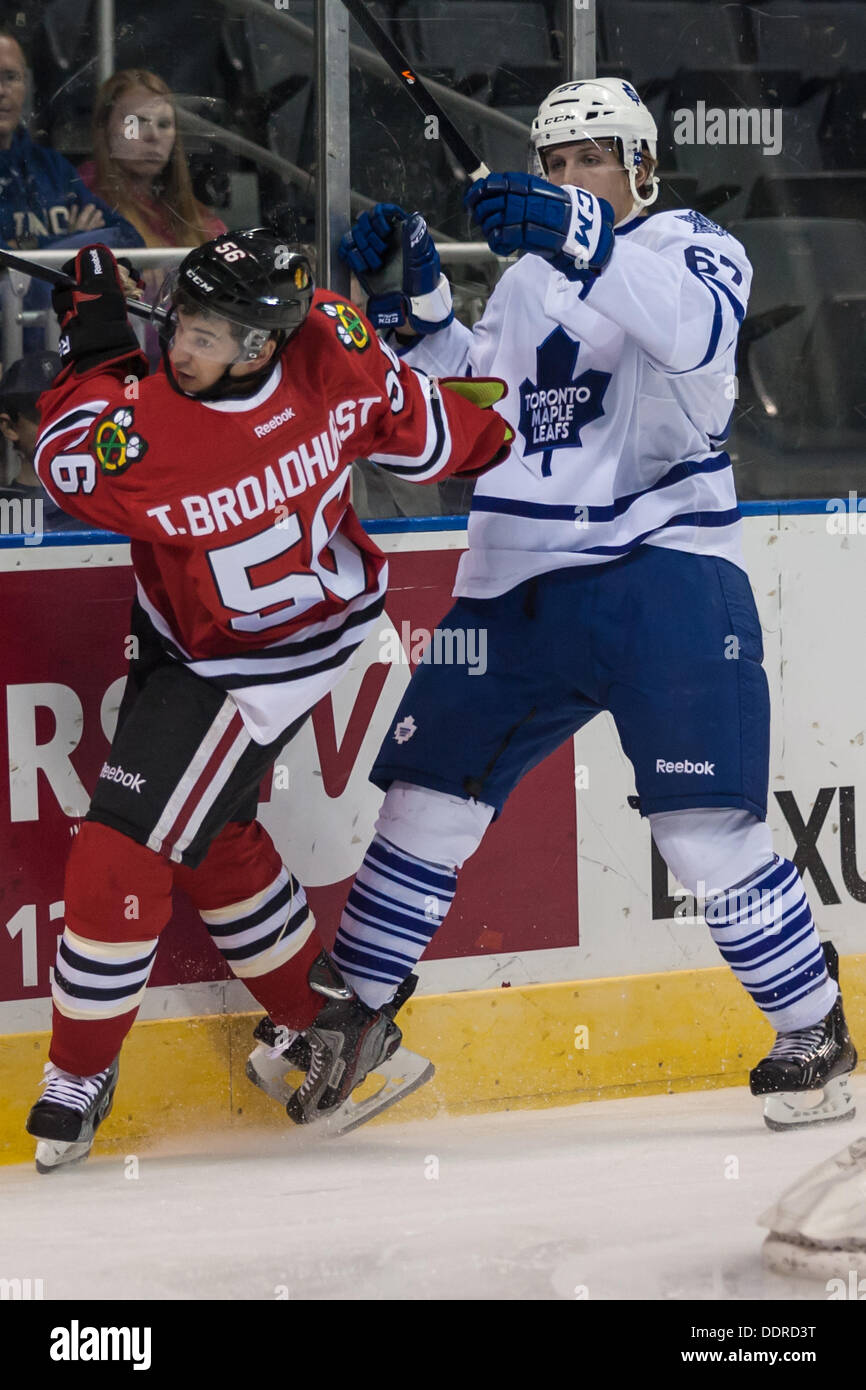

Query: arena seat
[
  {"left": 729, "top": 218, "right": 866, "bottom": 457},
  {"left": 600, "top": 2, "right": 747, "bottom": 86},
  {"left": 659, "top": 67, "right": 825, "bottom": 220},
  {"left": 818, "top": 71, "right": 866, "bottom": 169},
  {"left": 37, "top": 0, "right": 242, "bottom": 157},
  {"left": 751, "top": 1, "right": 866, "bottom": 77},
  {"left": 478, "top": 63, "right": 561, "bottom": 173},
  {"left": 400, "top": 2, "right": 553, "bottom": 82},
  {"left": 746, "top": 171, "right": 866, "bottom": 221}
]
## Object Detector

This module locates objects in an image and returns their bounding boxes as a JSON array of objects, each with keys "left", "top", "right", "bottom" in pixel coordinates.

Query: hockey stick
[
  {"left": 0, "top": 246, "right": 164, "bottom": 325},
  {"left": 339, "top": 0, "right": 490, "bottom": 181}
]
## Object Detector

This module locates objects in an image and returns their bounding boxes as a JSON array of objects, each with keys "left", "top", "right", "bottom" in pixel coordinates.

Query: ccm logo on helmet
[
  {"left": 99, "top": 762, "right": 146, "bottom": 793},
  {"left": 656, "top": 759, "right": 715, "bottom": 775},
  {"left": 186, "top": 270, "right": 215, "bottom": 293}
]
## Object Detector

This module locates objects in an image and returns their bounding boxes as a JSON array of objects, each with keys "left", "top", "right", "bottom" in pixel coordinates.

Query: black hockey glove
[{"left": 52, "top": 244, "right": 147, "bottom": 380}]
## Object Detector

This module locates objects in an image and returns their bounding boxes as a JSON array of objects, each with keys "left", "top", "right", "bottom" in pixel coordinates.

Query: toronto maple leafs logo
[
  {"left": 518, "top": 328, "right": 611, "bottom": 477},
  {"left": 676, "top": 211, "right": 730, "bottom": 238},
  {"left": 93, "top": 408, "right": 148, "bottom": 475}
]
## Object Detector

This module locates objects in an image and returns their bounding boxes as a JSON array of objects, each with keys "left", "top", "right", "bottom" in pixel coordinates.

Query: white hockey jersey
[{"left": 400, "top": 208, "right": 752, "bottom": 599}]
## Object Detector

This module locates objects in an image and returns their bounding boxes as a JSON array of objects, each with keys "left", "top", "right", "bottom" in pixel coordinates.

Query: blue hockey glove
[
  {"left": 339, "top": 204, "right": 453, "bottom": 335},
  {"left": 464, "top": 172, "right": 615, "bottom": 281},
  {"left": 402, "top": 212, "right": 453, "bottom": 335},
  {"left": 339, "top": 202, "right": 408, "bottom": 330}
]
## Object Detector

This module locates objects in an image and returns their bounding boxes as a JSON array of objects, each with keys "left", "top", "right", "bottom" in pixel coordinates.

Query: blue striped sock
[
  {"left": 332, "top": 835, "right": 457, "bottom": 1008},
  {"left": 705, "top": 857, "right": 836, "bottom": 1031}
]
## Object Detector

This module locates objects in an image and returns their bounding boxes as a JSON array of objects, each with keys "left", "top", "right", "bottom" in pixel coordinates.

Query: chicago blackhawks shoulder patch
[
  {"left": 317, "top": 301, "right": 370, "bottom": 351},
  {"left": 93, "top": 408, "right": 148, "bottom": 475}
]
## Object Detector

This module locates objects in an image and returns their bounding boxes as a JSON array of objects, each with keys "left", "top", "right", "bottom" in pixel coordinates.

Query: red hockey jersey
[{"left": 35, "top": 289, "right": 509, "bottom": 742}]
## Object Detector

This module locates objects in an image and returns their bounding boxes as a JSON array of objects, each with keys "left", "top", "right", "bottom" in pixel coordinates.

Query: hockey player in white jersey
[{"left": 251, "top": 78, "right": 857, "bottom": 1131}]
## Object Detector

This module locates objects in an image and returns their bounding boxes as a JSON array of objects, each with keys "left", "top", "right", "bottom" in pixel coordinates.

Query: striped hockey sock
[
  {"left": 199, "top": 865, "right": 322, "bottom": 1029},
  {"left": 332, "top": 834, "right": 457, "bottom": 1009},
  {"left": 50, "top": 930, "right": 158, "bottom": 1075},
  {"left": 705, "top": 856, "right": 837, "bottom": 1032}
]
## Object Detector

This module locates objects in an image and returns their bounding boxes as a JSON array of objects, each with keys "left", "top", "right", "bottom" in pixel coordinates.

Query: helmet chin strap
[{"left": 627, "top": 164, "right": 659, "bottom": 215}]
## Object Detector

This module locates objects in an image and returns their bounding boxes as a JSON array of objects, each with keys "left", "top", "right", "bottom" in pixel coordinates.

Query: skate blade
[
  {"left": 762, "top": 1074, "right": 856, "bottom": 1131},
  {"left": 245, "top": 1047, "right": 305, "bottom": 1106},
  {"left": 762, "top": 1231, "right": 866, "bottom": 1282},
  {"left": 323, "top": 1047, "right": 435, "bottom": 1137},
  {"left": 34, "top": 1138, "right": 93, "bottom": 1174}
]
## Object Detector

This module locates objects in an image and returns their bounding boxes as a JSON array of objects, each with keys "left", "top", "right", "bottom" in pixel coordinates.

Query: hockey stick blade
[{"left": 339, "top": 0, "right": 489, "bottom": 181}]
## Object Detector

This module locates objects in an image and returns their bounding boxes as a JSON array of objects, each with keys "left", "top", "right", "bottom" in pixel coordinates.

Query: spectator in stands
[
  {"left": 0, "top": 352, "right": 88, "bottom": 533},
  {"left": 0, "top": 27, "right": 141, "bottom": 250},
  {"left": 80, "top": 70, "right": 227, "bottom": 248}
]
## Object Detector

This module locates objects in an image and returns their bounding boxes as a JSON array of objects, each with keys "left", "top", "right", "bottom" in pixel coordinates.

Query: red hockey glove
[
  {"left": 438, "top": 377, "right": 514, "bottom": 476},
  {"left": 52, "top": 244, "right": 147, "bottom": 380}
]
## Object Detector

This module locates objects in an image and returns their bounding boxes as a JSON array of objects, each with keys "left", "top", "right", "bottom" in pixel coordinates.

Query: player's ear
[
  {"left": 253, "top": 337, "right": 278, "bottom": 368},
  {"left": 635, "top": 150, "right": 653, "bottom": 190}
]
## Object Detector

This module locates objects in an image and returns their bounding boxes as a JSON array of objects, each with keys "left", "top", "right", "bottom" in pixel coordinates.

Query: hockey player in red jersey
[{"left": 25, "top": 231, "right": 512, "bottom": 1170}]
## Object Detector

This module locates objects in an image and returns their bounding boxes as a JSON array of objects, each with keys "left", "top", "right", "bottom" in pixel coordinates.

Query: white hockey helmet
[{"left": 530, "top": 77, "right": 659, "bottom": 211}]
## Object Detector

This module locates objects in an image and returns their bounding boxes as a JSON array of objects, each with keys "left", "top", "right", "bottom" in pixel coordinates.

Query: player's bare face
[
  {"left": 545, "top": 139, "right": 640, "bottom": 224},
  {"left": 0, "top": 37, "right": 27, "bottom": 149},
  {"left": 168, "top": 308, "right": 273, "bottom": 394},
  {"left": 107, "top": 88, "right": 176, "bottom": 183}
]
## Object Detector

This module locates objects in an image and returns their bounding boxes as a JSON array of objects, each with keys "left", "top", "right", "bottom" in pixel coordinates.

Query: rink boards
[{"left": 1, "top": 512, "right": 865, "bottom": 1160}]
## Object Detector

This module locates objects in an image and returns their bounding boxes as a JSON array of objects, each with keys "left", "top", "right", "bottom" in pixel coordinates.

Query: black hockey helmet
[
  {"left": 157, "top": 228, "right": 314, "bottom": 398},
  {"left": 174, "top": 229, "right": 314, "bottom": 335}
]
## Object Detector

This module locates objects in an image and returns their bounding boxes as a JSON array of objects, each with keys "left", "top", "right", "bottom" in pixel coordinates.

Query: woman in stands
[{"left": 79, "top": 69, "right": 226, "bottom": 249}]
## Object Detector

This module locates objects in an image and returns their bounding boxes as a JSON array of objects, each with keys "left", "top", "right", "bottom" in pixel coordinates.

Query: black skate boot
[
  {"left": 750, "top": 942, "right": 858, "bottom": 1131},
  {"left": 285, "top": 953, "right": 433, "bottom": 1135},
  {"left": 246, "top": 969, "right": 422, "bottom": 1108},
  {"left": 26, "top": 1058, "right": 119, "bottom": 1173}
]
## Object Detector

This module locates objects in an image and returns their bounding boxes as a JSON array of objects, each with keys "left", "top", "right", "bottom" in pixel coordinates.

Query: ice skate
[
  {"left": 25, "top": 1058, "right": 119, "bottom": 1173},
  {"left": 245, "top": 1017, "right": 314, "bottom": 1106},
  {"left": 247, "top": 955, "right": 433, "bottom": 1135},
  {"left": 750, "top": 944, "right": 857, "bottom": 1131}
]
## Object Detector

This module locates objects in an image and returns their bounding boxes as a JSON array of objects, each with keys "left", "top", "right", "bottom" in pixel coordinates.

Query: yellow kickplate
[{"left": 3, "top": 956, "right": 864, "bottom": 1166}]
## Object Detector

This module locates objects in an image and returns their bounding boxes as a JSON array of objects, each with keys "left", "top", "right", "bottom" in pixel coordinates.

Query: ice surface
[{"left": 2, "top": 1078, "right": 864, "bottom": 1301}]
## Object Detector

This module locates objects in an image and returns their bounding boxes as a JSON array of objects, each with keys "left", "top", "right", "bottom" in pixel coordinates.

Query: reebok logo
[
  {"left": 656, "top": 759, "right": 715, "bottom": 775},
  {"left": 99, "top": 762, "right": 146, "bottom": 793},
  {"left": 89, "top": 248, "right": 102, "bottom": 275},
  {"left": 254, "top": 405, "right": 296, "bottom": 438}
]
